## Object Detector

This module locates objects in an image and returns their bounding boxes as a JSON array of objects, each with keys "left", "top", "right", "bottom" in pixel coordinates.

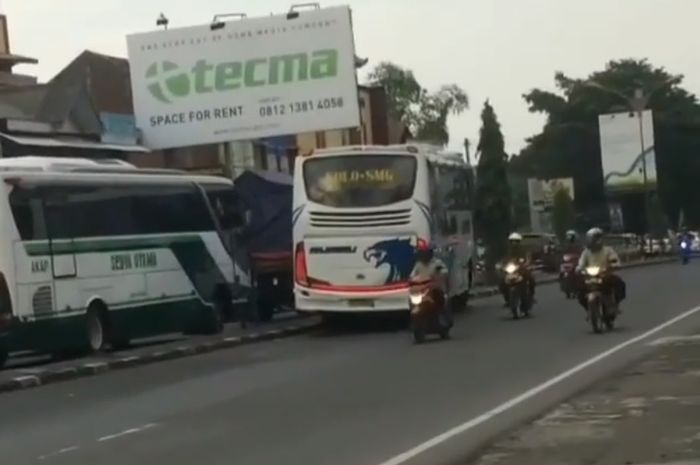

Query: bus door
[{"left": 44, "top": 189, "right": 77, "bottom": 279}]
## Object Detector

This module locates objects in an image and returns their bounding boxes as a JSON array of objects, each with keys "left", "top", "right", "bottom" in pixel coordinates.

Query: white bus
[
  {"left": 0, "top": 157, "right": 251, "bottom": 367},
  {"left": 292, "top": 144, "right": 475, "bottom": 315}
]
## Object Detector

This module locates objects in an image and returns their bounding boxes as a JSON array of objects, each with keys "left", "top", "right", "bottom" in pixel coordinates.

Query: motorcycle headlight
[
  {"left": 681, "top": 242, "right": 688, "bottom": 249},
  {"left": 504, "top": 263, "right": 518, "bottom": 274},
  {"left": 409, "top": 293, "right": 424, "bottom": 305},
  {"left": 585, "top": 266, "right": 601, "bottom": 277}
]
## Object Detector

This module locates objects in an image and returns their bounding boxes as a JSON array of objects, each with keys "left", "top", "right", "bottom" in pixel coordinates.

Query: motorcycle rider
[
  {"left": 564, "top": 230, "right": 582, "bottom": 254},
  {"left": 576, "top": 227, "right": 626, "bottom": 311},
  {"left": 499, "top": 232, "right": 536, "bottom": 306},
  {"left": 410, "top": 242, "right": 451, "bottom": 325}
]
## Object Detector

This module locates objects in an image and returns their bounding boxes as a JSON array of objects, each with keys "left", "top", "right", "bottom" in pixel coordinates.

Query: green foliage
[
  {"left": 475, "top": 101, "right": 511, "bottom": 267},
  {"left": 514, "top": 59, "right": 700, "bottom": 230},
  {"left": 551, "top": 188, "right": 575, "bottom": 240},
  {"left": 508, "top": 174, "right": 530, "bottom": 230},
  {"left": 366, "top": 62, "right": 468, "bottom": 145}
]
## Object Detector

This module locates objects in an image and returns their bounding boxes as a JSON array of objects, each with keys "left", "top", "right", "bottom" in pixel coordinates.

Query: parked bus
[
  {"left": 0, "top": 157, "right": 251, "bottom": 367},
  {"left": 292, "top": 144, "right": 475, "bottom": 316}
]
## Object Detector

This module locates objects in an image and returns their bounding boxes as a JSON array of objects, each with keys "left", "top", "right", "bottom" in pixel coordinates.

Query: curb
[
  {"left": 0, "top": 257, "right": 674, "bottom": 395},
  {"left": 0, "top": 319, "right": 320, "bottom": 394}
]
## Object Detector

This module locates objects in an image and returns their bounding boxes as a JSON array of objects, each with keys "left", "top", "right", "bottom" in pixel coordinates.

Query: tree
[
  {"left": 366, "top": 62, "right": 468, "bottom": 145},
  {"left": 475, "top": 101, "right": 511, "bottom": 278},
  {"left": 514, "top": 59, "right": 700, "bottom": 230},
  {"left": 551, "top": 188, "right": 575, "bottom": 240}
]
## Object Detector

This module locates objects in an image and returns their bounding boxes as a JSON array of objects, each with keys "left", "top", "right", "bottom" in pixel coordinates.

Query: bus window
[
  {"left": 9, "top": 187, "right": 47, "bottom": 241},
  {"left": 303, "top": 154, "right": 417, "bottom": 208}
]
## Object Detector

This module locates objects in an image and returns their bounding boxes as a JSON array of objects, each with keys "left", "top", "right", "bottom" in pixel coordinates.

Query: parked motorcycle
[
  {"left": 559, "top": 253, "right": 579, "bottom": 299},
  {"left": 582, "top": 266, "right": 616, "bottom": 333},
  {"left": 503, "top": 260, "right": 533, "bottom": 319},
  {"left": 409, "top": 279, "right": 450, "bottom": 343}
]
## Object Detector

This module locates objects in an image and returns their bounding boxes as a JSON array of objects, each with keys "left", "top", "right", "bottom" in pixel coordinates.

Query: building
[
  {"left": 59, "top": 52, "right": 408, "bottom": 176},
  {"left": 0, "top": 11, "right": 410, "bottom": 171},
  {"left": 0, "top": 15, "right": 38, "bottom": 88},
  {"left": 0, "top": 17, "right": 147, "bottom": 159}
]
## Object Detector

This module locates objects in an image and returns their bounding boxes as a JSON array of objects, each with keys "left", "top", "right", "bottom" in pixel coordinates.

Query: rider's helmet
[
  {"left": 508, "top": 232, "right": 523, "bottom": 253},
  {"left": 415, "top": 241, "right": 434, "bottom": 264},
  {"left": 565, "top": 230, "right": 577, "bottom": 243},
  {"left": 586, "top": 227, "right": 604, "bottom": 252}
]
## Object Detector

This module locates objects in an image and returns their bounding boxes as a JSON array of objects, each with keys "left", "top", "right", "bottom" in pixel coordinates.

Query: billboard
[
  {"left": 127, "top": 6, "right": 360, "bottom": 149},
  {"left": 527, "top": 178, "right": 574, "bottom": 232},
  {"left": 598, "top": 110, "right": 657, "bottom": 192}
]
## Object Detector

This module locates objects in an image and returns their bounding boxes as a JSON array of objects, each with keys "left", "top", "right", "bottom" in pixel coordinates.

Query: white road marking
[
  {"left": 648, "top": 334, "right": 700, "bottom": 346},
  {"left": 38, "top": 445, "right": 79, "bottom": 460},
  {"left": 97, "top": 423, "right": 158, "bottom": 442},
  {"left": 377, "top": 304, "right": 700, "bottom": 465}
]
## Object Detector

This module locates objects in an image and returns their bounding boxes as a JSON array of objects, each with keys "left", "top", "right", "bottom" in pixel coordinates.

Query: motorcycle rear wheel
[
  {"left": 413, "top": 329, "right": 425, "bottom": 344},
  {"left": 509, "top": 290, "right": 520, "bottom": 320},
  {"left": 588, "top": 300, "right": 602, "bottom": 334}
]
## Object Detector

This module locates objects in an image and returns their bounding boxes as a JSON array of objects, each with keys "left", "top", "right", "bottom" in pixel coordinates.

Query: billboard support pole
[{"left": 636, "top": 107, "right": 651, "bottom": 234}]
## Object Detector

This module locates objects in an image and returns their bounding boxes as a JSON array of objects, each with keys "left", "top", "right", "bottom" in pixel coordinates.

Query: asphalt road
[{"left": 3, "top": 261, "right": 700, "bottom": 465}]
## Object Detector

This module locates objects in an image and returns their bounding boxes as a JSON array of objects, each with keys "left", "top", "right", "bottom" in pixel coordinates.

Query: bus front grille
[{"left": 309, "top": 209, "right": 412, "bottom": 228}]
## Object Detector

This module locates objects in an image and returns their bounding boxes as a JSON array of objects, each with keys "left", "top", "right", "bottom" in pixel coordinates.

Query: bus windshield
[{"left": 303, "top": 154, "right": 417, "bottom": 208}]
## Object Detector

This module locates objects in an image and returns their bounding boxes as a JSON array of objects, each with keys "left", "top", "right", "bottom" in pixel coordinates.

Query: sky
[{"left": 3, "top": 0, "right": 700, "bottom": 155}]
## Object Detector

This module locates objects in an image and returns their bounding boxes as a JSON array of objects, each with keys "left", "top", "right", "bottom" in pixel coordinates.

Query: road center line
[
  {"left": 38, "top": 445, "right": 79, "bottom": 460},
  {"left": 377, "top": 304, "right": 700, "bottom": 465},
  {"left": 97, "top": 423, "right": 158, "bottom": 442}
]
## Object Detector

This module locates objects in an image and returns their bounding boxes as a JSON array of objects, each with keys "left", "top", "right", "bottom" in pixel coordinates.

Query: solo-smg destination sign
[{"left": 127, "top": 6, "right": 360, "bottom": 150}]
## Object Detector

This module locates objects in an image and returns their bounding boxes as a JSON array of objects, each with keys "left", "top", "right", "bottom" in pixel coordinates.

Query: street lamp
[
  {"left": 210, "top": 13, "right": 247, "bottom": 30},
  {"left": 583, "top": 77, "right": 677, "bottom": 233}
]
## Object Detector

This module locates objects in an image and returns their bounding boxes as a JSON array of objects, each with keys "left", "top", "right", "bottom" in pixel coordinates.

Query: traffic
[
  {"left": 3, "top": 2, "right": 700, "bottom": 464},
  {"left": 0, "top": 145, "right": 678, "bottom": 370}
]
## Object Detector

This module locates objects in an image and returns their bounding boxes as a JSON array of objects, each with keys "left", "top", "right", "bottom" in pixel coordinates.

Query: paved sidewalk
[
  {"left": 469, "top": 333, "right": 700, "bottom": 465},
  {"left": 0, "top": 312, "right": 319, "bottom": 393}
]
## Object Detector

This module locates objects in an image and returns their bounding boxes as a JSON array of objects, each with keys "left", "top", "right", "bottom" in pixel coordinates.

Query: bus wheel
[
  {"left": 201, "top": 292, "right": 227, "bottom": 335},
  {"left": 85, "top": 304, "right": 108, "bottom": 353},
  {"left": 0, "top": 339, "right": 8, "bottom": 369}
]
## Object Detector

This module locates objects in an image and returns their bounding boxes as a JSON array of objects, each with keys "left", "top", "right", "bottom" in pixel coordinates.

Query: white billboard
[
  {"left": 127, "top": 6, "right": 360, "bottom": 149},
  {"left": 598, "top": 110, "right": 657, "bottom": 191}
]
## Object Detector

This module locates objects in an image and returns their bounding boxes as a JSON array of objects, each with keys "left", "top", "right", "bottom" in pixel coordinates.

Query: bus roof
[
  {"left": 0, "top": 156, "right": 232, "bottom": 186},
  {"left": 309, "top": 144, "right": 469, "bottom": 168}
]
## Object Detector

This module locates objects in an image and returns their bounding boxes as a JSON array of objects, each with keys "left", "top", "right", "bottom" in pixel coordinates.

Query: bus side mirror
[{"left": 220, "top": 210, "right": 248, "bottom": 230}]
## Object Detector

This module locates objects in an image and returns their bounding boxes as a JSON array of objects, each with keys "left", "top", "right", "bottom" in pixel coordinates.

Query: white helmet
[
  {"left": 586, "top": 227, "right": 603, "bottom": 239},
  {"left": 508, "top": 232, "right": 523, "bottom": 242}
]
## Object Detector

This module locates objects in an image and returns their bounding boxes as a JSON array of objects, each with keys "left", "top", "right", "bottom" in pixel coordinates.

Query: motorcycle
[
  {"left": 559, "top": 253, "right": 579, "bottom": 299},
  {"left": 680, "top": 240, "right": 690, "bottom": 265},
  {"left": 582, "top": 266, "right": 617, "bottom": 334},
  {"left": 409, "top": 279, "right": 450, "bottom": 344},
  {"left": 503, "top": 260, "right": 533, "bottom": 319}
]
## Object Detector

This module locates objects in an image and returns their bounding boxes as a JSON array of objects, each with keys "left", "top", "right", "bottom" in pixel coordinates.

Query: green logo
[
  {"left": 145, "top": 49, "right": 338, "bottom": 104},
  {"left": 146, "top": 61, "right": 191, "bottom": 104}
]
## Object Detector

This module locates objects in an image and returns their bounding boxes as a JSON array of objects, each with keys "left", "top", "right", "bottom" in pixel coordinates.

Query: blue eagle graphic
[{"left": 363, "top": 238, "right": 415, "bottom": 284}]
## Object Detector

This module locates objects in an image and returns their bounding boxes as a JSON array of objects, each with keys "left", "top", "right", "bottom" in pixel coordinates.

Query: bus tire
[
  {"left": 85, "top": 304, "right": 108, "bottom": 353},
  {"left": 201, "top": 290, "right": 228, "bottom": 335},
  {"left": 0, "top": 339, "right": 8, "bottom": 369}
]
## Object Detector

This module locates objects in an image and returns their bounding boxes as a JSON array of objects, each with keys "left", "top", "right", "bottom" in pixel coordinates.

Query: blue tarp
[{"left": 234, "top": 170, "right": 293, "bottom": 256}]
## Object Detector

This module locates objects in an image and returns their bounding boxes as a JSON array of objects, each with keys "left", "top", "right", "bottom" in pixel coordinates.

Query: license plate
[{"left": 348, "top": 299, "right": 374, "bottom": 308}]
